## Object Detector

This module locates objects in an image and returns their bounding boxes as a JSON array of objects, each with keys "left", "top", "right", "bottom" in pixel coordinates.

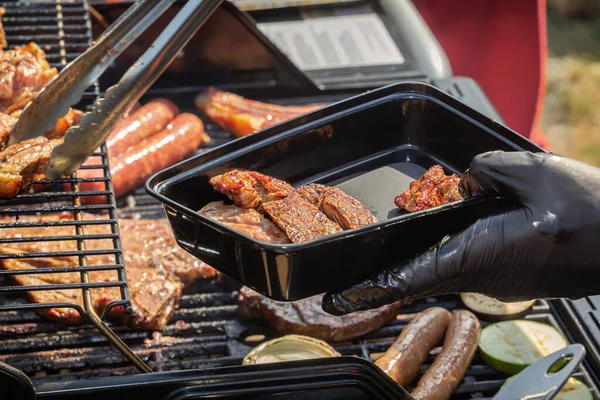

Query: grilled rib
[{"left": 297, "top": 183, "right": 378, "bottom": 229}]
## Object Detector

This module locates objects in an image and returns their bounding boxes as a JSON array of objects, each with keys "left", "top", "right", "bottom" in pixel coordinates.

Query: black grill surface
[
  {"left": 0, "top": 0, "right": 130, "bottom": 335},
  {"left": 1, "top": 2, "right": 600, "bottom": 400}
]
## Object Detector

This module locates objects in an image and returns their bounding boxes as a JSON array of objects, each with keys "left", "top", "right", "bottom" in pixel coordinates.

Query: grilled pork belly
[
  {"left": 297, "top": 183, "right": 378, "bottom": 229},
  {"left": 196, "top": 87, "right": 322, "bottom": 137},
  {"left": 199, "top": 201, "right": 290, "bottom": 244},
  {"left": 395, "top": 165, "right": 463, "bottom": 212},
  {"left": 237, "top": 287, "right": 402, "bottom": 342}
]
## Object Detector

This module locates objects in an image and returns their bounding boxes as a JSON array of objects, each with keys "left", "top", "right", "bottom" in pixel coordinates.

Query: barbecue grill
[{"left": 2, "top": 1, "right": 600, "bottom": 399}]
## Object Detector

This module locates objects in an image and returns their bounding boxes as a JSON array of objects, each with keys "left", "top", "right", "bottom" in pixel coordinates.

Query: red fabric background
[{"left": 414, "top": 0, "right": 550, "bottom": 150}]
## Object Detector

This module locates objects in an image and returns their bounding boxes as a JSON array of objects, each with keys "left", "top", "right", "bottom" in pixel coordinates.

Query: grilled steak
[
  {"left": 262, "top": 191, "right": 342, "bottom": 243},
  {"left": 237, "top": 287, "right": 401, "bottom": 342},
  {"left": 395, "top": 165, "right": 463, "bottom": 212},
  {"left": 0, "top": 213, "right": 217, "bottom": 284},
  {"left": 0, "top": 137, "right": 61, "bottom": 199},
  {"left": 118, "top": 217, "right": 217, "bottom": 285},
  {"left": 207, "top": 169, "right": 384, "bottom": 243},
  {"left": 297, "top": 183, "right": 378, "bottom": 229},
  {"left": 0, "top": 249, "right": 182, "bottom": 330},
  {"left": 0, "top": 213, "right": 218, "bottom": 329},
  {"left": 199, "top": 201, "right": 290, "bottom": 244},
  {"left": 209, "top": 169, "right": 294, "bottom": 209}
]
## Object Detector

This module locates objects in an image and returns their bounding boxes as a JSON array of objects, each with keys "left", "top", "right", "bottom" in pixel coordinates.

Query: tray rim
[{"left": 146, "top": 81, "right": 546, "bottom": 251}]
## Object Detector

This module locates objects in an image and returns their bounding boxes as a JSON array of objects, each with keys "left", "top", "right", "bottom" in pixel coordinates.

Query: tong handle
[
  {"left": 8, "top": 0, "right": 176, "bottom": 146},
  {"left": 46, "top": 0, "right": 224, "bottom": 178},
  {"left": 493, "top": 344, "right": 586, "bottom": 400}
]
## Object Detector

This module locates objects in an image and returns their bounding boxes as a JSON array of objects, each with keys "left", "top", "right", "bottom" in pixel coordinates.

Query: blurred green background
[{"left": 543, "top": 0, "right": 600, "bottom": 165}]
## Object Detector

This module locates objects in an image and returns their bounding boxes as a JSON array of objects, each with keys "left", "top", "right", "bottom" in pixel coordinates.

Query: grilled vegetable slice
[
  {"left": 460, "top": 293, "right": 534, "bottom": 321},
  {"left": 242, "top": 334, "right": 340, "bottom": 365},
  {"left": 479, "top": 320, "right": 568, "bottom": 374},
  {"left": 502, "top": 377, "right": 592, "bottom": 400}
]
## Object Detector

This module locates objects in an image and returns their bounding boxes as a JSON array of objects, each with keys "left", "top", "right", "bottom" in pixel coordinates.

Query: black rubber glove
[{"left": 323, "top": 151, "right": 600, "bottom": 316}]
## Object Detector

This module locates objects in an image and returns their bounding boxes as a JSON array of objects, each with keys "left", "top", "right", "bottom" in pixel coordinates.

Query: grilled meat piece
[
  {"left": 209, "top": 169, "right": 294, "bottom": 209},
  {"left": 0, "top": 213, "right": 218, "bottom": 329},
  {"left": 0, "top": 8, "right": 6, "bottom": 50},
  {"left": 297, "top": 183, "right": 378, "bottom": 229},
  {"left": 0, "top": 111, "right": 17, "bottom": 148},
  {"left": 0, "top": 213, "right": 217, "bottom": 285},
  {"left": 196, "top": 87, "right": 322, "bottom": 137},
  {"left": 118, "top": 217, "right": 217, "bottom": 285},
  {"left": 262, "top": 191, "right": 343, "bottom": 243},
  {"left": 0, "top": 107, "right": 83, "bottom": 150},
  {"left": 0, "top": 249, "right": 182, "bottom": 330},
  {"left": 237, "top": 287, "right": 401, "bottom": 342},
  {"left": 0, "top": 136, "right": 61, "bottom": 199},
  {"left": 199, "top": 201, "right": 291, "bottom": 244},
  {"left": 0, "top": 42, "right": 58, "bottom": 113},
  {"left": 395, "top": 165, "right": 463, "bottom": 213}
]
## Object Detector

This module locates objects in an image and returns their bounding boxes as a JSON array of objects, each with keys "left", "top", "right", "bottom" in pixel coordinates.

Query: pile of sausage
[
  {"left": 375, "top": 308, "right": 481, "bottom": 400},
  {"left": 76, "top": 99, "right": 209, "bottom": 204}
]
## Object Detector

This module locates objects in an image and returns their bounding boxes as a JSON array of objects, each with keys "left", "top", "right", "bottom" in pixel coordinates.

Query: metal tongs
[
  {"left": 492, "top": 343, "right": 586, "bottom": 400},
  {"left": 8, "top": 0, "right": 223, "bottom": 178}
]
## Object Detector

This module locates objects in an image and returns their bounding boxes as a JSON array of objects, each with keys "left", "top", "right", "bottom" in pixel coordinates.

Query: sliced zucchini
[
  {"left": 460, "top": 293, "right": 534, "bottom": 321},
  {"left": 554, "top": 378, "right": 592, "bottom": 400},
  {"left": 502, "top": 377, "right": 592, "bottom": 400},
  {"left": 479, "top": 320, "right": 568, "bottom": 374}
]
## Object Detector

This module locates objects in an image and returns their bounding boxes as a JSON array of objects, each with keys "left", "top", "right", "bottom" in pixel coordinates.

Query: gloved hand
[{"left": 322, "top": 151, "right": 600, "bottom": 316}]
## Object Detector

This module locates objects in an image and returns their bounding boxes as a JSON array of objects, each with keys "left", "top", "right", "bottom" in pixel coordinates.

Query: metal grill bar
[{"left": 0, "top": 0, "right": 150, "bottom": 372}]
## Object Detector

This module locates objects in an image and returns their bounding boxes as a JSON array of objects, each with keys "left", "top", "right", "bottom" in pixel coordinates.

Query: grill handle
[
  {"left": 0, "top": 360, "right": 36, "bottom": 400},
  {"left": 46, "top": 0, "right": 224, "bottom": 178}
]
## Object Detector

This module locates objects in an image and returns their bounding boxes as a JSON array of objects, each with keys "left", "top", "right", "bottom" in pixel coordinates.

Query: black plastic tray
[
  {"left": 147, "top": 82, "right": 544, "bottom": 301},
  {"left": 33, "top": 357, "right": 412, "bottom": 400}
]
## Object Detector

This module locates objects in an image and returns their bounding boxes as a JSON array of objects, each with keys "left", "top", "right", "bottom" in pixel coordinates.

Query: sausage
[
  {"left": 109, "top": 113, "right": 205, "bottom": 199},
  {"left": 375, "top": 307, "right": 451, "bottom": 387},
  {"left": 410, "top": 310, "right": 481, "bottom": 400},
  {"left": 105, "top": 98, "right": 180, "bottom": 156}
]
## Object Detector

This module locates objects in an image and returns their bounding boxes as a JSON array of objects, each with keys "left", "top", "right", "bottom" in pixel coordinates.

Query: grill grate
[
  {"left": 1, "top": 278, "right": 598, "bottom": 399},
  {"left": 7, "top": 103, "right": 593, "bottom": 399},
  {"left": 0, "top": 1, "right": 152, "bottom": 372},
  {"left": 0, "top": 2, "right": 599, "bottom": 399},
  {"left": 0, "top": 0, "right": 127, "bottom": 324}
]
